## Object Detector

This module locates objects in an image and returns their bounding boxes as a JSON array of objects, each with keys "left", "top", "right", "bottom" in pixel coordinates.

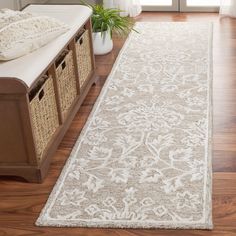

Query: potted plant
[{"left": 85, "top": 3, "right": 135, "bottom": 55}]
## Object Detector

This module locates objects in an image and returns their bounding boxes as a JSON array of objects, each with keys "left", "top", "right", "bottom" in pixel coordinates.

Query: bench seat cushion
[{"left": 0, "top": 9, "right": 69, "bottom": 61}]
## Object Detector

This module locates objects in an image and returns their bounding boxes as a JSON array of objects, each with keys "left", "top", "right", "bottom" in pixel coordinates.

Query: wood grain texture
[{"left": 1, "top": 12, "right": 236, "bottom": 236}]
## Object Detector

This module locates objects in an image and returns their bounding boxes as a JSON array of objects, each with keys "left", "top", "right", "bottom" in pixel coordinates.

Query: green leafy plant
[{"left": 84, "top": 3, "right": 136, "bottom": 38}]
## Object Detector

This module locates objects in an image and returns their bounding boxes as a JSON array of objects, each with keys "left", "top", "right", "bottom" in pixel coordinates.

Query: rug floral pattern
[{"left": 37, "top": 22, "right": 213, "bottom": 229}]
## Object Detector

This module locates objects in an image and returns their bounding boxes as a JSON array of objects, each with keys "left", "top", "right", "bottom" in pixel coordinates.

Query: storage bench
[{"left": 0, "top": 5, "right": 97, "bottom": 183}]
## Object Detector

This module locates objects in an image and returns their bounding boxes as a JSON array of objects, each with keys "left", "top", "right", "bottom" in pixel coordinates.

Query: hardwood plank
[
  {"left": 1, "top": 12, "right": 236, "bottom": 236},
  {"left": 213, "top": 151, "right": 236, "bottom": 172}
]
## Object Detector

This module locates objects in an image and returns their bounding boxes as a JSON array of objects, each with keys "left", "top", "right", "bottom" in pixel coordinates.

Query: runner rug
[{"left": 36, "top": 22, "right": 213, "bottom": 229}]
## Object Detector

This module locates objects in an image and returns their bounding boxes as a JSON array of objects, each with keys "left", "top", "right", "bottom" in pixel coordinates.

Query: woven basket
[
  {"left": 55, "top": 50, "right": 78, "bottom": 121},
  {"left": 76, "top": 30, "right": 93, "bottom": 88},
  {"left": 29, "top": 76, "right": 59, "bottom": 163}
]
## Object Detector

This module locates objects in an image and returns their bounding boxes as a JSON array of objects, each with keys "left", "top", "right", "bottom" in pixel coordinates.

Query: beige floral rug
[{"left": 36, "top": 22, "right": 213, "bottom": 229}]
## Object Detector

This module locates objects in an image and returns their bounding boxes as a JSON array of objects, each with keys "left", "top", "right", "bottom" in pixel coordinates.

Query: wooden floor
[{"left": 1, "top": 12, "right": 236, "bottom": 236}]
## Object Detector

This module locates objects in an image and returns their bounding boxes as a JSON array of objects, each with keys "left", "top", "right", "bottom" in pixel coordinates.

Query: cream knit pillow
[{"left": 0, "top": 9, "right": 69, "bottom": 61}]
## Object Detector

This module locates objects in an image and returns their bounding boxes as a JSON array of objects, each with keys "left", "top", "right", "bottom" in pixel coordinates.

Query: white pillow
[{"left": 0, "top": 9, "right": 70, "bottom": 61}]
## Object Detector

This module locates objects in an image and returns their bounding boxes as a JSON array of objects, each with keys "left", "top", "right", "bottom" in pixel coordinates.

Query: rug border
[{"left": 36, "top": 22, "right": 213, "bottom": 229}]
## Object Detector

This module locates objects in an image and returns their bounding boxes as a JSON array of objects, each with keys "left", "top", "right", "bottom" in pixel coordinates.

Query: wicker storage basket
[
  {"left": 55, "top": 50, "right": 78, "bottom": 121},
  {"left": 76, "top": 30, "right": 93, "bottom": 88},
  {"left": 29, "top": 76, "right": 59, "bottom": 163}
]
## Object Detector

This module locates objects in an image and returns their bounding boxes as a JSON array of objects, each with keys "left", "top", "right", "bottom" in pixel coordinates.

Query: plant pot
[{"left": 92, "top": 31, "right": 113, "bottom": 55}]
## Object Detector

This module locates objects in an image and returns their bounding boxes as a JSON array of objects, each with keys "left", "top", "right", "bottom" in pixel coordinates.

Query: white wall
[
  {"left": 0, "top": 0, "right": 19, "bottom": 9},
  {"left": 0, "top": 0, "right": 100, "bottom": 10},
  {"left": 21, "top": 0, "right": 47, "bottom": 8},
  {"left": 0, "top": 0, "right": 47, "bottom": 10},
  {"left": 46, "top": 0, "right": 101, "bottom": 4}
]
